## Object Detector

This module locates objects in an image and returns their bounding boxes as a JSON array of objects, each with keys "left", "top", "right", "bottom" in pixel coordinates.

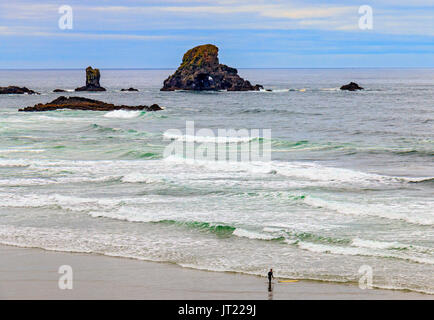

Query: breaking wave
[{"left": 103, "top": 110, "right": 143, "bottom": 119}]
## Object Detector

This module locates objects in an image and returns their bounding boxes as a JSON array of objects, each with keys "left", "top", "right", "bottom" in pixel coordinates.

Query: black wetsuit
[{"left": 268, "top": 271, "right": 273, "bottom": 283}]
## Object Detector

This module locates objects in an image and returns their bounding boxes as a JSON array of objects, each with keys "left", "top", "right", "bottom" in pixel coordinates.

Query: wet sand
[{"left": 0, "top": 245, "right": 431, "bottom": 300}]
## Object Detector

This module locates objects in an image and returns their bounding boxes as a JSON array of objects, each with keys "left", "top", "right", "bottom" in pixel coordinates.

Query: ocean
[{"left": 0, "top": 68, "right": 433, "bottom": 294}]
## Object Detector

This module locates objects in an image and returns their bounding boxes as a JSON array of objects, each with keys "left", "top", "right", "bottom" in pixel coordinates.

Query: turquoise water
[{"left": 0, "top": 69, "right": 433, "bottom": 294}]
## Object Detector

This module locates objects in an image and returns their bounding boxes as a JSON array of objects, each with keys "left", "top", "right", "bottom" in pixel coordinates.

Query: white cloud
[
  {"left": 0, "top": 26, "right": 176, "bottom": 40},
  {"left": 0, "top": 3, "right": 58, "bottom": 19},
  {"left": 159, "top": 4, "right": 356, "bottom": 20},
  {"left": 0, "top": 1, "right": 432, "bottom": 36}
]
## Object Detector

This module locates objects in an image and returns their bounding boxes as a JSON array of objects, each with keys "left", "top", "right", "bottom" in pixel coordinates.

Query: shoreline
[{"left": 0, "top": 244, "right": 431, "bottom": 300}]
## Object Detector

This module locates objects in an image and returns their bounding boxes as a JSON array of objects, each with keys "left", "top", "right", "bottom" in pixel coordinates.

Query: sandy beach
[{"left": 0, "top": 245, "right": 431, "bottom": 300}]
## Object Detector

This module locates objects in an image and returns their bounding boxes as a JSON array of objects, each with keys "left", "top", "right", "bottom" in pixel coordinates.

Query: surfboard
[{"left": 278, "top": 280, "right": 299, "bottom": 283}]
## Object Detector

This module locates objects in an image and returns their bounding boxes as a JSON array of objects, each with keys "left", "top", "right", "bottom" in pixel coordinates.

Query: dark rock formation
[
  {"left": 161, "top": 44, "right": 263, "bottom": 91},
  {"left": 53, "top": 89, "right": 67, "bottom": 92},
  {"left": 0, "top": 86, "right": 38, "bottom": 94},
  {"left": 340, "top": 82, "right": 364, "bottom": 91},
  {"left": 75, "top": 66, "right": 106, "bottom": 91},
  {"left": 19, "top": 96, "right": 163, "bottom": 112},
  {"left": 121, "top": 87, "right": 139, "bottom": 91}
]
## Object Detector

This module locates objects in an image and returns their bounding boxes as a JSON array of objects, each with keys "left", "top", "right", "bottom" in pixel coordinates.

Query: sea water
[{"left": 0, "top": 68, "right": 432, "bottom": 294}]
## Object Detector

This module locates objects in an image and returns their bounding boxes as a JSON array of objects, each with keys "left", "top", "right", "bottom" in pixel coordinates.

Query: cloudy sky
[{"left": 1, "top": 0, "right": 433, "bottom": 68}]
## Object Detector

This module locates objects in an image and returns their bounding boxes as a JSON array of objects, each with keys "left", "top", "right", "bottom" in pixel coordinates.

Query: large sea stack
[
  {"left": 75, "top": 66, "right": 106, "bottom": 91},
  {"left": 161, "top": 44, "right": 263, "bottom": 91},
  {"left": 18, "top": 96, "right": 163, "bottom": 112}
]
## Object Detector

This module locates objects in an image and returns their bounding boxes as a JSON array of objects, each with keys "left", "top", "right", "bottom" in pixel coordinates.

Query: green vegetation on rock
[{"left": 179, "top": 44, "right": 219, "bottom": 70}]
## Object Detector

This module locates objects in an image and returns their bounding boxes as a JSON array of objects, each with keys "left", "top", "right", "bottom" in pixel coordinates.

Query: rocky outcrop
[
  {"left": 161, "top": 44, "right": 263, "bottom": 91},
  {"left": 340, "top": 82, "right": 364, "bottom": 91},
  {"left": 53, "top": 89, "right": 67, "bottom": 92},
  {"left": 75, "top": 66, "right": 106, "bottom": 91},
  {"left": 0, "top": 86, "right": 38, "bottom": 94},
  {"left": 121, "top": 87, "right": 139, "bottom": 91},
  {"left": 18, "top": 96, "right": 163, "bottom": 112}
]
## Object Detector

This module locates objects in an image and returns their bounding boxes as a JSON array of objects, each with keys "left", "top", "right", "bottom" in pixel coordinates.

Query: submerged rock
[
  {"left": 53, "top": 89, "right": 67, "bottom": 92},
  {"left": 340, "top": 82, "right": 364, "bottom": 91},
  {"left": 0, "top": 86, "right": 38, "bottom": 94},
  {"left": 161, "top": 44, "right": 263, "bottom": 91},
  {"left": 75, "top": 66, "right": 106, "bottom": 91},
  {"left": 18, "top": 96, "right": 163, "bottom": 112},
  {"left": 121, "top": 87, "right": 139, "bottom": 91}
]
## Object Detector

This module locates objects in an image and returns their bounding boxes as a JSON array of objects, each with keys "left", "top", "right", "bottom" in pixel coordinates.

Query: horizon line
[{"left": 1, "top": 67, "right": 434, "bottom": 71}]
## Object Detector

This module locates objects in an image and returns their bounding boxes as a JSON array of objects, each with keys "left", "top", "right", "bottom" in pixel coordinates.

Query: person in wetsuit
[{"left": 268, "top": 269, "right": 274, "bottom": 285}]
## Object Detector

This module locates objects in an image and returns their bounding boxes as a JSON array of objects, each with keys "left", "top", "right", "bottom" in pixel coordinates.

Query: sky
[{"left": 0, "top": 0, "right": 433, "bottom": 68}]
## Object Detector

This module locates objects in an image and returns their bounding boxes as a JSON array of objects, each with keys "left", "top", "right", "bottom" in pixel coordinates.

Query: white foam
[
  {"left": 88, "top": 209, "right": 164, "bottom": 223},
  {"left": 164, "top": 156, "right": 272, "bottom": 175},
  {"left": 320, "top": 87, "right": 340, "bottom": 91},
  {"left": 303, "top": 196, "right": 434, "bottom": 226},
  {"left": 121, "top": 173, "right": 160, "bottom": 183},
  {"left": 0, "top": 178, "right": 56, "bottom": 186},
  {"left": 0, "top": 175, "right": 120, "bottom": 187},
  {"left": 0, "top": 193, "right": 170, "bottom": 212},
  {"left": 271, "top": 161, "right": 393, "bottom": 184},
  {"left": 351, "top": 238, "right": 433, "bottom": 255},
  {"left": 0, "top": 149, "right": 45, "bottom": 154},
  {"left": 262, "top": 227, "right": 284, "bottom": 233},
  {"left": 0, "top": 193, "right": 121, "bottom": 211},
  {"left": 233, "top": 228, "right": 277, "bottom": 240},
  {"left": 270, "top": 89, "right": 290, "bottom": 93},
  {"left": 296, "top": 241, "right": 434, "bottom": 265},
  {"left": 103, "top": 110, "right": 141, "bottom": 119},
  {"left": 163, "top": 156, "right": 403, "bottom": 186},
  {"left": 2, "top": 157, "right": 428, "bottom": 189},
  {"left": 0, "top": 159, "right": 30, "bottom": 167},
  {"left": 351, "top": 238, "right": 407, "bottom": 250}
]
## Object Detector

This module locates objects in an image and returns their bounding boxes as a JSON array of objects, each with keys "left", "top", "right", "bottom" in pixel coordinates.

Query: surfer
[{"left": 267, "top": 269, "right": 274, "bottom": 285}]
